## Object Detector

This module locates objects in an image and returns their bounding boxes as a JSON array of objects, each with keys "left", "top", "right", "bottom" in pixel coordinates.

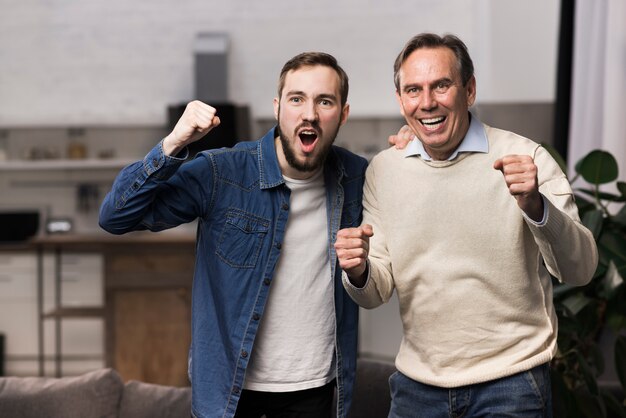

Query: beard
[{"left": 276, "top": 110, "right": 341, "bottom": 174}]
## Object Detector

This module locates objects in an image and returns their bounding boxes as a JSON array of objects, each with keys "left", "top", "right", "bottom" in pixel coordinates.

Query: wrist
[
  {"left": 347, "top": 262, "right": 368, "bottom": 288},
  {"left": 163, "top": 131, "right": 182, "bottom": 157}
]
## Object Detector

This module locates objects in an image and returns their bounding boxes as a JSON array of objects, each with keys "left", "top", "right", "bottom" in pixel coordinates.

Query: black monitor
[{"left": 167, "top": 103, "right": 251, "bottom": 158}]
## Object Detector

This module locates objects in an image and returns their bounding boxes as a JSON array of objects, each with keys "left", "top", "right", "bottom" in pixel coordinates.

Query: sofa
[{"left": 0, "top": 358, "right": 395, "bottom": 418}]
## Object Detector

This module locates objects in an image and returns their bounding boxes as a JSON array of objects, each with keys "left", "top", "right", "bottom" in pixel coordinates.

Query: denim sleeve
[{"left": 99, "top": 140, "right": 211, "bottom": 234}]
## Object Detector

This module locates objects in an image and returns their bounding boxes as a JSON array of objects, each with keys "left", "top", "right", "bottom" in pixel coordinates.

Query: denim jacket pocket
[{"left": 216, "top": 208, "right": 270, "bottom": 269}]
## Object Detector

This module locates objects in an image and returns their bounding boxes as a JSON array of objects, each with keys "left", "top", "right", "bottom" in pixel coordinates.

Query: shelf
[
  {"left": 0, "top": 159, "right": 137, "bottom": 171},
  {"left": 43, "top": 307, "right": 105, "bottom": 319}
]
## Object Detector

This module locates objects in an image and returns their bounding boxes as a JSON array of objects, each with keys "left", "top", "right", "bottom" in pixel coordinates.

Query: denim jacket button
[
  {"left": 233, "top": 386, "right": 240, "bottom": 394},
  {"left": 241, "top": 350, "right": 248, "bottom": 358},
  {"left": 281, "top": 203, "right": 289, "bottom": 210},
  {"left": 276, "top": 242, "right": 282, "bottom": 249},
  {"left": 263, "top": 278, "right": 271, "bottom": 286},
  {"left": 252, "top": 313, "right": 260, "bottom": 320}
]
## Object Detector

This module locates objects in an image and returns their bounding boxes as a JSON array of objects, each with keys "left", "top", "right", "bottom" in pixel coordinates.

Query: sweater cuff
[
  {"left": 522, "top": 195, "right": 548, "bottom": 226},
  {"left": 525, "top": 196, "right": 566, "bottom": 241},
  {"left": 341, "top": 260, "right": 371, "bottom": 291}
]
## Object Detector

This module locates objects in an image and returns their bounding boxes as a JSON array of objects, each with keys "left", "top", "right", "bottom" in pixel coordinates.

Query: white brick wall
[{"left": 0, "top": 0, "right": 559, "bottom": 126}]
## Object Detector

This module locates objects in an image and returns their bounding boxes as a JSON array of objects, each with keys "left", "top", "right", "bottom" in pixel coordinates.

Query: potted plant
[{"left": 544, "top": 146, "right": 626, "bottom": 417}]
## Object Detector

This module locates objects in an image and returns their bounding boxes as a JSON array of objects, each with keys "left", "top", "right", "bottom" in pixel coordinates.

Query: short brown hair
[
  {"left": 277, "top": 52, "right": 349, "bottom": 107},
  {"left": 393, "top": 33, "right": 474, "bottom": 91}
]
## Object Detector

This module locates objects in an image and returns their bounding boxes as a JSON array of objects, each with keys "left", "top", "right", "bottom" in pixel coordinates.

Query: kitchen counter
[{"left": 0, "top": 231, "right": 196, "bottom": 251}]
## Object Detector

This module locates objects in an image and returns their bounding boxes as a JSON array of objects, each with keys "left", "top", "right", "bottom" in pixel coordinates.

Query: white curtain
[{"left": 568, "top": 0, "right": 626, "bottom": 180}]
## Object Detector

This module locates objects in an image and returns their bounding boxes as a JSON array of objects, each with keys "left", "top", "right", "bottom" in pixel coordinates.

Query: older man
[{"left": 336, "top": 33, "right": 598, "bottom": 417}]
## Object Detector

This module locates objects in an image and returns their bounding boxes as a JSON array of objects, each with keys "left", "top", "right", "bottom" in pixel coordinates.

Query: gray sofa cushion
[
  {"left": 0, "top": 368, "right": 123, "bottom": 418},
  {"left": 119, "top": 380, "right": 191, "bottom": 418}
]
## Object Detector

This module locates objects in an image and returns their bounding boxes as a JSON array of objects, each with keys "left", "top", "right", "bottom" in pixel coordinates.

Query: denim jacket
[{"left": 99, "top": 128, "right": 367, "bottom": 418}]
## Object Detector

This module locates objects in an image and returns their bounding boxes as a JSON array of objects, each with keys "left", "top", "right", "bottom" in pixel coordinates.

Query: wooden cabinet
[
  {"left": 104, "top": 243, "right": 195, "bottom": 386},
  {"left": 0, "top": 252, "right": 39, "bottom": 375},
  {"left": 0, "top": 233, "right": 195, "bottom": 384},
  {"left": 41, "top": 251, "right": 105, "bottom": 376},
  {"left": 0, "top": 251, "right": 105, "bottom": 376}
]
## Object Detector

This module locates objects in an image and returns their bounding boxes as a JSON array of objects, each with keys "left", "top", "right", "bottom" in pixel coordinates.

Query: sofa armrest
[{"left": 0, "top": 368, "right": 124, "bottom": 418}]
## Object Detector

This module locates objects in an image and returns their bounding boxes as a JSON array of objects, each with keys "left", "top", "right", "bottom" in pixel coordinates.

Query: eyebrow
[
  {"left": 285, "top": 90, "right": 338, "bottom": 101},
  {"left": 402, "top": 77, "right": 454, "bottom": 91}
]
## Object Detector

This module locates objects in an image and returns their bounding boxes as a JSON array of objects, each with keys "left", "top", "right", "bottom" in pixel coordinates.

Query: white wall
[
  {"left": 0, "top": 0, "right": 562, "bottom": 362},
  {"left": 0, "top": 0, "right": 559, "bottom": 126}
]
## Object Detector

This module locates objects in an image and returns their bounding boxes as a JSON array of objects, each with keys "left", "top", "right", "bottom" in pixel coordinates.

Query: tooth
[{"left": 422, "top": 117, "right": 444, "bottom": 124}]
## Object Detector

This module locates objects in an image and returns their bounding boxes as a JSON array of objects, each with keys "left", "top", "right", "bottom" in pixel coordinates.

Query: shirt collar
[
  {"left": 258, "top": 127, "right": 285, "bottom": 189},
  {"left": 404, "top": 112, "right": 488, "bottom": 161}
]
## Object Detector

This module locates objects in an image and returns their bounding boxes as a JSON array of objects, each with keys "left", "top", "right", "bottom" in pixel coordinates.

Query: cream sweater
[{"left": 344, "top": 124, "right": 598, "bottom": 388}]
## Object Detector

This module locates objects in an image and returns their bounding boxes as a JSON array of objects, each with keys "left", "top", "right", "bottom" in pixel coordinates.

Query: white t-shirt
[{"left": 243, "top": 168, "right": 336, "bottom": 392}]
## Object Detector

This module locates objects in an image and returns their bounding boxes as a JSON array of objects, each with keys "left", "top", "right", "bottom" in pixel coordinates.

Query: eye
[
  {"left": 405, "top": 86, "right": 421, "bottom": 97},
  {"left": 290, "top": 97, "right": 301, "bottom": 103},
  {"left": 435, "top": 82, "right": 450, "bottom": 93},
  {"left": 319, "top": 99, "right": 333, "bottom": 106}
]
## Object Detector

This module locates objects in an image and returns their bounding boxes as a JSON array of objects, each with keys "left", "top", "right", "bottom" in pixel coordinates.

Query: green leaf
[
  {"left": 598, "top": 231, "right": 626, "bottom": 272},
  {"left": 618, "top": 181, "right": 626, "bottom": 198},
  {"left": 582, "top": 209, "right": 604, "bottom": 239},
  {"left": 541, "top": 143, "right": 568, "bottom": 177},
  {"left": 553, "top": 282, "right": 576, "bottom": 300},
  {"left": 606, "top": 312, "right": 626, "bottom": 331},
  {"left": 600, "top": 260, "right": 624, "bottom": 299},
  {"left": 615, "top": 335, "right": 626, "bottom": 390},
  {"left": 613, "top": 204, "right": 626, "bottom": 227},
  {"left": 577, "top": 301, "right": 601, "bottom": 337},
  {"left": 576, "top": 188, "right": 626, "bottom": 202},
  {"left": 576, "top": 150, "right": 619, "bottom": 185},
  {"left": 562, "top": 293, "right": 594, "bottom": 316}
]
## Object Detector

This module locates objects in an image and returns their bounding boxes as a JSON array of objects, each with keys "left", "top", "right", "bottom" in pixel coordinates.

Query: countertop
[{"left": 0, "top": 230, "right": 196, "bottom": 251}]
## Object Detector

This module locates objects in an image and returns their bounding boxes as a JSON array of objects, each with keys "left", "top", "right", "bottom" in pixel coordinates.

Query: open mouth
[
  {"left": 419, "top": 116, "right": 446, "bottom": 131},
  {"left": 298, "top": 129, "right": 319, "bottom": 153}
]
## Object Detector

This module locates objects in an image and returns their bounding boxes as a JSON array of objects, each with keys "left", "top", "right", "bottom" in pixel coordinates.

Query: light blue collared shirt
[{"left": 404, "top": 112, "right": 488, "bottom": 161}]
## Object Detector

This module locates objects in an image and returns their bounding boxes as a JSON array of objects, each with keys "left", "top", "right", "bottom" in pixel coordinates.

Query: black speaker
[
  {"left": 0, "top": 333, "right": 5, "bottom": 376},
  {"left": 167, "top": 103, "right": 251, "bottom": 158}
]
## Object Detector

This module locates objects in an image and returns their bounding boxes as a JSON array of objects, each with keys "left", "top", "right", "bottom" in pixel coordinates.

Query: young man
[
  {"left": 335, "top": 33, "right": 598, "bottom": 417},
  {"left": 99, "top": 52, "right": 366, "bottom": 418}
]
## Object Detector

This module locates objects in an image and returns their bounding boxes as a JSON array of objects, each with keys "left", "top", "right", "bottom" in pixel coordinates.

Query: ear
[
  {"left": 273, "top": 97, "right": 280, "bottom": 120},
  {"left": 466, "top": 76, "right": 477, "bottom": 107},
  {"left": 339, "top": 103, "right": 350, "bottom": 126},
  {"left": 395, "top": 90, "right": 406, "bottom": 118}
]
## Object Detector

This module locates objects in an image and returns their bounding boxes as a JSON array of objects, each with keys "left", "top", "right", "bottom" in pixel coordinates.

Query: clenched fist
[
  {"left": 334, "top": 224, "right": 374, "bottom": 287},
  {"left": 493, "top": 154, "right": 544, "bottom": 222},
  {"left": 163, "top": 101, "right": 221, "bottom": 156}
]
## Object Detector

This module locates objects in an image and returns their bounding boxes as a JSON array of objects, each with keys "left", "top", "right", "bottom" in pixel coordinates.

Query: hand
[
  {"left": 493, "top": 155, "right": 544, "bottom": 222},
  {"left": 388, "top": 125, "right": 414, "bottom": 150},
  {"left": 334, "top": 224, "right": 374, "bottom": 286},
  {"left": 163, "top": 101, "right": 221, "bottom": 156}
]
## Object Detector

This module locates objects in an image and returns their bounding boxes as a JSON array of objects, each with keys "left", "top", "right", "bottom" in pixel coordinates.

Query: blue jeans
[{"left": 388, "top": 363, "right": 552, "bottom": 418}]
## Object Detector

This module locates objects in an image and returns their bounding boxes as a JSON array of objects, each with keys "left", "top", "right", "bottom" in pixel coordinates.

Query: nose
[
  {"left": 420, "top": 89, "right": 437, "bottom": 111},
  {"left": 301, "top": 102, "right": 318, "bottom": 122}
]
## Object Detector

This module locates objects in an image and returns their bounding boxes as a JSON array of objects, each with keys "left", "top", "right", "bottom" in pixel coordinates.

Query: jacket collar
[{"left": 258, "top": 127, "right": 346, "bottom": 189}]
